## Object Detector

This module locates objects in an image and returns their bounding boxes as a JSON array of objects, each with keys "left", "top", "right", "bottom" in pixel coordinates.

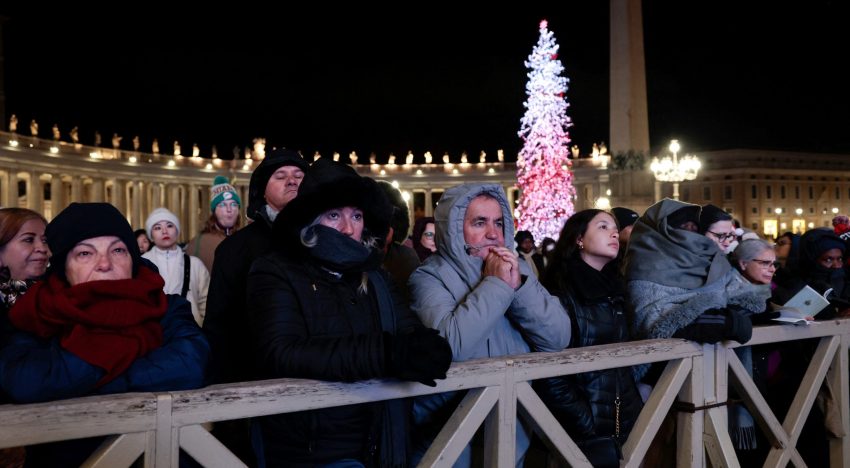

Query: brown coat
[{"left": 185, "top": 230, "right": 226, "bottom": 272}]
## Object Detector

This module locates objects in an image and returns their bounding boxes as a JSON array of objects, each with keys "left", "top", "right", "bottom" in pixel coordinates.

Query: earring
[{"left": 578, "top": 242, "right": 584, "bottom": 250}]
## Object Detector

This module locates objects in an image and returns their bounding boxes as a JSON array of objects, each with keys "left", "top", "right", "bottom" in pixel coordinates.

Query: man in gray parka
[{"left": 408, "top": 183, "right": 571, "bottom": 466}]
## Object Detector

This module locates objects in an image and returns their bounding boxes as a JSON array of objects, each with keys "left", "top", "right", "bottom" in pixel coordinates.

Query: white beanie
[{"left": 145, "top": 207, "right": 181, "bottom": 239}]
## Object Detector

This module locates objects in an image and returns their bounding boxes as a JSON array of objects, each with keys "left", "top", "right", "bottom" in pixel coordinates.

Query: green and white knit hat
[{"left": 210, "top": 175, "right": 241, "bottom": 212}]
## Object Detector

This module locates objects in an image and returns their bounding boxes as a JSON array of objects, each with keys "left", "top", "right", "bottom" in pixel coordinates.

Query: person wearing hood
[
  {"left": 201, "top": 148, "right": 309, "bottom": 465},
  {"left": 407, "top": 183, "right": 570, "bottom": 467},
  {"left": 774, "top": 228, "right": 850, "bottom": 318},
  {"left": 248, "top": 159, "right": 451, "bottom": 467},
  {"left": 624, "top": 199, "right": 770, "bottom": 368},
  {"left": 203, "top": 148, "right": 309, "bottom": 384}
]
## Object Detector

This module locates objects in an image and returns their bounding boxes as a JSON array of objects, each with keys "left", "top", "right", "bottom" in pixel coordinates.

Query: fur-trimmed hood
[{"left": 272, "top": 158, "right": 391, "bottom": 257}]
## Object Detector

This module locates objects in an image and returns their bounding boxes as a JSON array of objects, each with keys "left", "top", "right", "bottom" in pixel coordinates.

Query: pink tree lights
[{"left": 516, "top": 19, "right": 576, "bottom": 242}]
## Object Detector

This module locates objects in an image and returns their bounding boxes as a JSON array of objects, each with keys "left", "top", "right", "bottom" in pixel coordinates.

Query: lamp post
[{"left": 650, "top": 139, "right": 701, "bottom": 200}]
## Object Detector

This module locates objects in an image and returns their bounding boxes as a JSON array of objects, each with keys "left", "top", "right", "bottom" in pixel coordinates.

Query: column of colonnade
[
  {"left": 0, "top": 166, "right": 253, "bottom": 243},
  {"left": 406, "top": 183, "right": 516, "bottom": 220}
]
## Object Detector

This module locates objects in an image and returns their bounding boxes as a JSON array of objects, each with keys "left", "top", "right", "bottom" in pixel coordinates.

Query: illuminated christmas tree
[{"left": 516, "top": 19, "right": 576, "bottom": 242}]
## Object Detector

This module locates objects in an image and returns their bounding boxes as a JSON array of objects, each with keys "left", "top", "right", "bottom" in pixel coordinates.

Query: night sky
[{"left": 1, "top": 3, "right": 848, "bottom": 162}]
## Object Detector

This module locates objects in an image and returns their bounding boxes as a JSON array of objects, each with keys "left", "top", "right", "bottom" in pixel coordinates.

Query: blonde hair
[{"left": 299, "top": 211, "right": 378, "bottom": 295}]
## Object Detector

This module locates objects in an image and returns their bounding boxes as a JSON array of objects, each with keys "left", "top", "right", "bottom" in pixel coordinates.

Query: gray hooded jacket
[{"left": 408, "top": 183, "right": 570, "bottom": 361}]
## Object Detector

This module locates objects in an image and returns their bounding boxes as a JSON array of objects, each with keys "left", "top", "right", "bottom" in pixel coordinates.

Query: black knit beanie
[
  {"left": 46, "top": 203, "right": 141, "bottom": 280},
  {"left": 698, "top": 204, "right": 733, "bottom": 234}
]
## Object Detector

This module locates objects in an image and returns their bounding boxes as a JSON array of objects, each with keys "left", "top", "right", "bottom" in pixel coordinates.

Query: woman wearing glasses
[
  {"left": 733, "top": 239, "right": 778, "bottom": 286},
  {"left": 699, "top": 204, "right": 737, "bottom": 254},
  {"left": 411, "top": 216, "right": 437, "bottom": 262}
]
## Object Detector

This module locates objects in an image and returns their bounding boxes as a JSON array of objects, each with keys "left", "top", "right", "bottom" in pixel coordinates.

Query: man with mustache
[{"left": 407, "top": 183, "right": 570, "bottom": 466}]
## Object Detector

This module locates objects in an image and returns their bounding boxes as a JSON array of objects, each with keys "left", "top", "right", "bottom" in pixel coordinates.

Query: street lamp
[{"left": 650, "top": 139, "right": 701, "bottom": 200}]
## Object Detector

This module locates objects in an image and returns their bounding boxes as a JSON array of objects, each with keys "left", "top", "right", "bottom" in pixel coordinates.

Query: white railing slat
[
  {"left": 81, "top": 432, "right": 146, "bottom": 468},
  {"left": 0, "top": 323, "right": 848, "bottom": 467},
  {"left": 418, "top": 386, "right": 500, "bottom": 467},
  {"left": 829, "top": 334, "right": 850, "bottom": 468},
  {"left": 179, "top": 425, "right": 247, "bottom": 468},
  {"left": 515, "top": 381, "right": 592, "bottom": 468},
  {"left": 0, "top": 392, "right": 157, "bottom": 448},
  {"left": 727, "top": 346, "right": 807, "bottom": 467},
  {"left": 676, "top": 353, "right": 705, "bottom": 468},
  {"left": 765, "top": 335, "right": 838, "bottom": 467},
  {"left": 622, "top": 357, "right": 691, "bottom": 466}
]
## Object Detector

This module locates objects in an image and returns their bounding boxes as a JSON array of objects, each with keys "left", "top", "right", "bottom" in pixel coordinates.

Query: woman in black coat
[
  {"left": 247, "top": 159, "right": 451, "bottom": 468},
  {"left": 537, "top": 209, "right": 643, "bottom": 467}
]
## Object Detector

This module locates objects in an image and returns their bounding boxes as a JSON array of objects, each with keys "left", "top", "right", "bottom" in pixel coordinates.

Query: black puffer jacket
[
  {"left": 249, "top": 255, "right": 421, "bottom": 466},
  {"left": 537, "top": 258, "right": 643, "bottom": 443}
]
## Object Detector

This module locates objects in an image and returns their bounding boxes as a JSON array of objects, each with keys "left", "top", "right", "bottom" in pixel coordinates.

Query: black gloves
[
  {"left": 725, "top": 308, "right": 753, "bottom": 344},
  {"left": 673, "top": 308, "right": 753, "bottom": 344},
  {"left": 385, "top": 328, "right": 452, "bottom": 387}
]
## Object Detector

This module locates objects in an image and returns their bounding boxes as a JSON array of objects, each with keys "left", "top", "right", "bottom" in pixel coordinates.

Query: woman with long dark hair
[
  {"left": 411, "top": 216, "right": 436, "bottom": 262},
  {"left": 537, "top": 209, "right": 643, "bottom": 467}
]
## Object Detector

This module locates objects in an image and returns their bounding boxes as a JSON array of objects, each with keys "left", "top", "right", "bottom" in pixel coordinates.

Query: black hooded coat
[{"left": 203, "top": 149, "right": 308, "bottom": 384}]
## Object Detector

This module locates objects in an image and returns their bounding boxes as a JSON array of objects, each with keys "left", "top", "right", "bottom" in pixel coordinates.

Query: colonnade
[
  {"left": 0, "top": 132, "right": 541, "bottom": 241},
  {"left": 0, "top": 168, "right": 249, "bottom": 241}
]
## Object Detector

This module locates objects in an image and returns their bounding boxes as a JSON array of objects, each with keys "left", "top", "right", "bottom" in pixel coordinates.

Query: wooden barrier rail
[{"left": 1, "top": 321, "right": 848, "bottom": 467}]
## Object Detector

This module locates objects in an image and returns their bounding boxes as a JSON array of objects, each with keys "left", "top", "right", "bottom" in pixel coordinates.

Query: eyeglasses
[
  {"left": 750, "top": 259, "right": 778, "bottom": 269},
  {"left": 422, "top": 232, "right": 435, "bottom": 238},
  {"left": 706, "top": 230, "right": 736, "bottom": 242}
]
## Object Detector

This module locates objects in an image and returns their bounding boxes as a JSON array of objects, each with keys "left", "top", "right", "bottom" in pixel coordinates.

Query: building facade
[{"left": 1, "top": 131, "right": 847, "bottom": 241}]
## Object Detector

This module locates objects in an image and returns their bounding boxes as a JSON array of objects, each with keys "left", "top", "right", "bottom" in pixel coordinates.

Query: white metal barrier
[{"left": 0, "top": 321, "right": 848, "bottom": 467}]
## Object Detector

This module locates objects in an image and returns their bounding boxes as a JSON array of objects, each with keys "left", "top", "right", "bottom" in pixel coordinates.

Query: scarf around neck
[
  {"left": 307, "top": 224, "right": 382, "bottom": 273},
  {"left": 0, "top": 266, "right": 33, "bottom": 309},
  {"left": 566, "top": 257, "right": 625, "bottom": 301},
  {"left": 9, "top": 266, "right": 168, "bottom": 386}
]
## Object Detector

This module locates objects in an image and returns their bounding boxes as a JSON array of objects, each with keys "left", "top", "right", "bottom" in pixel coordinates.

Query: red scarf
[{"left": 9, "top": 267, "right": 168, "bottom": 386}]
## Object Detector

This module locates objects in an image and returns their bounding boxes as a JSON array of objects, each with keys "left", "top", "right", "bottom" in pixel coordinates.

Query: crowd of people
[{"left": 0, "top": 150, "right": 847, "bottom": 467}]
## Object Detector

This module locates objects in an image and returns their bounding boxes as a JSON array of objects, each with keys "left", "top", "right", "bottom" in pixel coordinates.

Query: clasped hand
[{"left": 482, "top": 247, "right": 521, "bottom": 289}]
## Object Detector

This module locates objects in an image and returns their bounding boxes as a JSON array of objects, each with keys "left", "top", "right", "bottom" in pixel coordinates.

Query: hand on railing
[
  {"left": 385, "top": 328, "right": 452, "bottom": 387},
  {"left": 673, "top": 308, "right": 752, "bottom": 344}
]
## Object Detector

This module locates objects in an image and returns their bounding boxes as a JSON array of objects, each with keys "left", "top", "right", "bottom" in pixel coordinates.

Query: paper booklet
[{"left": 769, "top": 285, "right": 831, "bottom": 325}]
